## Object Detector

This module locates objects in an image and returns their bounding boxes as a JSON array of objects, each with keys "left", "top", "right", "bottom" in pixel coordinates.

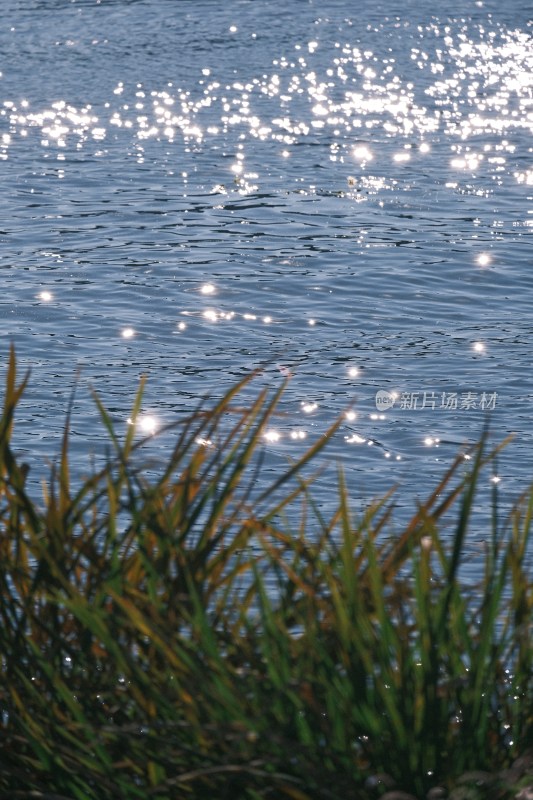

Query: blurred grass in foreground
[{"left": 0, "top": 346, "right": 532, "bottom": 800}]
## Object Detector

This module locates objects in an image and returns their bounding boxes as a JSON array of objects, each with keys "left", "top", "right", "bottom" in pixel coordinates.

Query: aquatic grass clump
[{"left": 0, "top": 346, "right": 532, "bottom": 800}]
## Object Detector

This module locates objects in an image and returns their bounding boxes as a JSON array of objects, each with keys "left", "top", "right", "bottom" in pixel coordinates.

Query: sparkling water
[{"left": 1, "top": 0, "right": 531, "bottom": 559}]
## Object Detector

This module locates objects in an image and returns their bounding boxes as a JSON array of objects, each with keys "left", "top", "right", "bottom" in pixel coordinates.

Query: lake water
[{"left": 1, "top": 0, "right": 532, "bottom": 555}]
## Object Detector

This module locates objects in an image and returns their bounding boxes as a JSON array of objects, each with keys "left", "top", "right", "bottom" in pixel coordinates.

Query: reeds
[{"left": 0, "top": 346, "right": 532, "bottom": 800}]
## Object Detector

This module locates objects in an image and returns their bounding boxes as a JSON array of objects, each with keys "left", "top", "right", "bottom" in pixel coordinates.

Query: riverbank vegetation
[{"left": 0, "top": 347, "right": 532, "bottom": 800}]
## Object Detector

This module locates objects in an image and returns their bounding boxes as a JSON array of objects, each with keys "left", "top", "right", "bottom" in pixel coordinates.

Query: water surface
[{"left": 1, "top": 0, "right": 532, "bottom": 559}]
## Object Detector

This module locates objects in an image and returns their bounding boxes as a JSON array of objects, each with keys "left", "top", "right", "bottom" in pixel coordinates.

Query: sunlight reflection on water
[{"left": 0, "top": 1, "right": 531, "bottom": 573}]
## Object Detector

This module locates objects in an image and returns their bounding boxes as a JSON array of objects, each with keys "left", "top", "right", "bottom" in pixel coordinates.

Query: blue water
[{"left": 1, "top": 0, "right": 532, "bottom": 559}]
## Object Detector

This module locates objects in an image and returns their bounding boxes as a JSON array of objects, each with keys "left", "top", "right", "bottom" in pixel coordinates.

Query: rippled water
[{"left": 1, "top": 0, "right": 532, "bottom": 552}]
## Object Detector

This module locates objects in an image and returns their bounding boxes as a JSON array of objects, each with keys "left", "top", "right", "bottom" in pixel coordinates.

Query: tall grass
[{"left": 0, "top": 346, "right": 532, "bottom": 800}]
